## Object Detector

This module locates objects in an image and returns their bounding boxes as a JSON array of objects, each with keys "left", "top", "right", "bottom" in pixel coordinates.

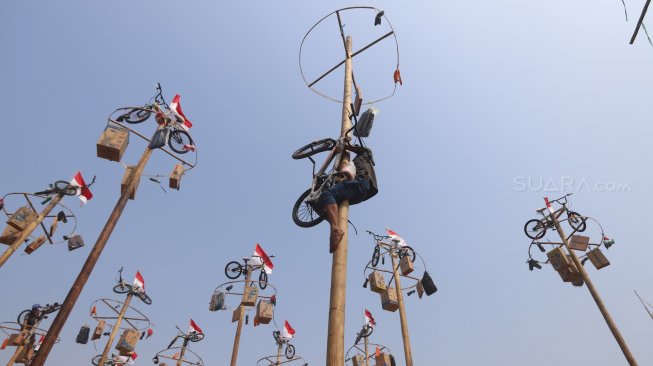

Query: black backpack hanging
[
  {"left": 76, "top": 324, "right": 90, "bottom": 344},
  {"left": 421, "top": 271, "right": 438, "bottom": 296}
]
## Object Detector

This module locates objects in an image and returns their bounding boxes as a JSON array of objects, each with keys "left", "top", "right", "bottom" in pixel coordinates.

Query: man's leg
[{"left": 323, "top": 203, "right": 343, "bottom": 253}]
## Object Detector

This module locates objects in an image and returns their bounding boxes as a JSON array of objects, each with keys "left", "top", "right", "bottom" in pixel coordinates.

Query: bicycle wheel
[
  {"left": 401, "top": 246, "right": 417, "bottom": 263},
  {"left": 54, "top": 181, "right": 78, "bottom": 196},
  {"left": 292, "top": 189, "right": 325, "bottom": 228},
  {"left": 361, "top": 325, "right": 373, "bottom": 338},
  {"left": 113, "top": 283, "right": 132, "bottom": 294},
  {"left": 567, "top": 211, "right": 587, "bottom": 232},
  {"left": 17, "top": 309, "right": 30, "bottom": 324},
  {"left": 258, "top": 271, "right": 268, "bottom": 290},
  {"left": 371, "top": 246, "right": 381, "bottom": 267},
  {"left": 119, "top": 108, "right": 151, "bottom": 124},
  {"left": 524, "top": 219, "right": 546, "bottom": 240},
  {"left": 91, "top": 355, "right": 102, "bottom": 366},
  {"left": 190, "top": 332, "right": 205, "bottom": 342},
  {"left": 285, "top": 344, "right": 295, "bottom": 359},
  {"left": 168, "top": 129, "right": 193, "bottom": 154},
  {"left": 292, "top": 138, "right": 336, "bottom": 159},
  {"left": 138, "top": 292, "right": 153, "bottom": 305},
  {"left": 225, "top": 261, "right": 243, "bottom": 280}
]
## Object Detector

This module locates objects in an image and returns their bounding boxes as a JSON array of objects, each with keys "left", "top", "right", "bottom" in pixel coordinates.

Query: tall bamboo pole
[
  {"left": 363, "top": 334, "right": 370, "bottom": 366},
  {"left": 230, "top": 265, "right": 253, "bottom": 366},
  {"left": 31, "top": 146, "right": 154, "bottom": 366},
  {"left": 552, "top": 216, "right": 638, "bottom": 365},
  {"left": 326, "top": 35, "right": 353, "bottom": 366},
  {"left": 275, "top": 341, "right": 283, "bottom": 366},
  {"left": 0, "top": 194, "right": 63, "bottom": 268},
  {"left": 390, "top": 247, "right": 413, "bottom": 366},
  {"left": 176, "top": 339, "right": 188, "bottom": 366},
  {"left": 98, "top": 293, "right": 134, "bottom": 366}
]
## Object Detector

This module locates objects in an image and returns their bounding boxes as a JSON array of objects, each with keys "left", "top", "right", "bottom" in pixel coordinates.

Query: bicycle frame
[{"left": 305, "top": 138, "right": 350, "bottom": 202}]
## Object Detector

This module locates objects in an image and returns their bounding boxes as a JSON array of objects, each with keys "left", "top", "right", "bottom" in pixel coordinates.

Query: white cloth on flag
[
  {"left": 252, "top": 243, "right": 274, "bottom": 274},
  {"left": 133, "top": 271, "right": 145, "bottom": 292},
  {"left": 282, "top": 320, "right": 295, "bottom": 340},
  {"left": 386, "top": 228, "right": 407, "bottom": 247},
  {"left": 170, "top": 94, "right": 193, "bottom": 131},
  {"left": 364, "top": 309, "right": 376, "bottom": 327},
  {"left": 70, "top": 171, "right": 93, "bottom": 206},
  {"left": 189, "top": 319, "right": 202, "bottom": 334}
]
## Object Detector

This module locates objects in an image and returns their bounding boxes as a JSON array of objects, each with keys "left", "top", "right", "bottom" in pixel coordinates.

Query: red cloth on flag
[
  {"left": 170, "top": 94, "right": 193, "bottom": 130},
  {"left": 282, "top": 320, "right": 295, "bottom": 340},
  {"left": 189, "top": 319, "right": 202, "bottom": 334},
  {"left": 133, "top": 271, "right": 145, "bottom": 291},
  {"left": 70, "top": 171, "right": 93, "bottom": 206},
  {"left": 386, "top": 228, "right": 407, "bottom": 247},
  {"left": 364, "top": 309, "right": 376, "bottom": 326},
  {"left": 253, "top": 243, "right": 274, "bottom": 274}
]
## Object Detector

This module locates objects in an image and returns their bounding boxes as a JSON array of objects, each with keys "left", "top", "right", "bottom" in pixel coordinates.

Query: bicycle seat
[{"left": 536, "top": 207, "right": 547, "bottom": 213}]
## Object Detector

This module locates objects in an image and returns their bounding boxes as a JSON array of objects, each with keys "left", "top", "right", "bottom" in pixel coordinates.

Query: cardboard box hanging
[
  {"left": 375, "top": 352, "right": 392, "bottom": 366},
  {"left": 7, "top": 206, "right": 37, "bottom": 231},
  {"left": 399, "top": 256, "right": 414, "bottom": 275},
  {"left": 0, "top": 224, "right": 20, "bottom": 245},
  {"left": 381, "top": 287, "right": 399, "bottom": 312},
  {"left": 97, "top": 125, "right": 129, "bottom": 162},
  {"left": 24, "top": 235, "right": 47, "bottom": 254},
  {"left": 368, "top": 271, "right": 386, "bottom": 294},
  {"left": 569, "top": 235, "right": 590, "bottom": 251},
  {"left": 115, "top": 329, "right": 139, "bottom": 354},
  {"left": 169, "top": 164, "right": 184, "bottom": 190},
  {"left": 242, "top": 286, "right": 258, "bottom": 307},
  {"left": 547, "top": 247, "right": 571, "bottom": 271},
  {"left": 92, "top": 320, "right": 106, "bottom": 340},
  {"left": 232, "top": 305, "right": 242, "bottom": 323},
  {"left": 587, "top": 248, "right": 610, "bottom": 269},
  {"left": 256, "top": 300, "right": 273, "bottom": 324}
]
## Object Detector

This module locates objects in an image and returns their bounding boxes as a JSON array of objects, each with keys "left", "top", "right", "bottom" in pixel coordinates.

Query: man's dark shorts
[{"left": 317, "top": 176, "right": 371, "bottom": 208}]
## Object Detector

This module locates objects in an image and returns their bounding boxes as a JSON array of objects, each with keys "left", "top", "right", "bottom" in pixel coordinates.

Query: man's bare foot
[{"left": 330, "top": 228, "right": 344, "bottom": 253}]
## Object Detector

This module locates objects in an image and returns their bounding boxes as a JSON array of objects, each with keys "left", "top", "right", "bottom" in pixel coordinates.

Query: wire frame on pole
[
  {"left": 89, "top": 298, "right": 151, "bottom": 332},
  {"left": 256, "top": 355, "right": 308, "bottom": 366},
  {"left": 153, "top": 346, "right": 204, "bottom": 366},
  {"left": 345, "top": 343, "right": 391, "bottom": 366}
]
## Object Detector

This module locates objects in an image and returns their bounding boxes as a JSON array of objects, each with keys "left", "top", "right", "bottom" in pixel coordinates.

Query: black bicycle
[
  {"left": 523, "top": 193, "right": 586, "bottom": 240},
  {"left": 115, "top": 83, "right": 194, "bottom": 154},
  {"left": 224, "top": 256, "right": 272, "bottom": 290},
  {"left": 354, "top": 323, "right": 373, "bottom": 345},
  {"left": 17, "top": 302, "right": 61, "bottom": 327},
  {"left": 113, "top": 267, "right": 152, "bottom": 305},
  {"left": 367, "top": 230, "right": 415, "bottom": 267},
  {"left": 273, "top": 330, "right": 296, "bottom": 359},
  {"left": 291, "top": 105, "right": 376, "bottom": 228}
]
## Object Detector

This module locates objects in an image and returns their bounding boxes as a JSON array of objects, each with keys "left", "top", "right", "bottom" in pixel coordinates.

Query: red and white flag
[
  {"left": 189, "top": 319, "right": 202, "bottom": 334},
  {"left": 364, "top": 309, "right": 376, "bottom": 327},
  {"left": 133, "top": 271, "right": 145, "bottom": 292},
  {"left": 170, "top": 94, "right": 193, "bottom": 131},
  {"left": 386, "top": 228, "right": 407, "bottom": 247},
  {"left": 252, "top": 243, "right": 274, "bottom": 274},
  {"left": 34, "top": 335, "right": 45, "bottom": 351},
  {"left": 282, "top": 320, "right": 295, "bottom": 340},
  {"left": 544, "top": 197, "right": 554, "bottom": 214},
  {"left": 70, "top": 171, "right": 93, "bottom": 206}
]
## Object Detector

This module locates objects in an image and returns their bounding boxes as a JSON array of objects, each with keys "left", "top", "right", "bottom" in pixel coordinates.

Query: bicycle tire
[
  {"left": 190, "top": 332, "right": 205, "bottom": 342},
  {"left": 113, "top": 283, "right": 132, "bottom": 294},
  {"left": 292, "top": 189, "right": 325, "bottom": 228},
  {"left": 567, "top": 211, "right": 587, "bottom": 232},
  {"left": 91, "top": 355, "right": 102, "bottom": 366},
  {"left": 54, "top": 181, "right": 78, "bottom": 196},
  {"left": 362, "top": 325, "right": 373, "bottom": 338},
  {"left": 292, "top": 138, "right": 336, "bottom": 160},
  {"left": 524, "top": 219, "right": 546, "bottom": 240},
  {"left": 17, "top": 309, "right": 30, "bottom": 324},
  {"left": 225, "top": 261, "right": 243, "bottom": 280},
  {"left": 401, "top": 246, "right": 417, "bottom": 263},
  {"left": 285, "top": 344, "right": 295, "bottom": 359},
  {"left": 139, "top": 292, "right": 152, "bottom": 305},
  {"left": 258, "top": 271, "right": 268, "bottom": 290},
  {"left": 122, "top": 108, "right": 151, "bottom": 124},
  {"left": 168, "top": 129, "right": 193, "bottom": 154},
  {"left": 371, "top": 246, "right": 381, "bottom": 267}
]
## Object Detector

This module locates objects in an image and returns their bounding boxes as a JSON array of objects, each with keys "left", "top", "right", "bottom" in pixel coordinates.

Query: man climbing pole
[{"left": 316, "top": 145, "right": 378, "bottom": 253}]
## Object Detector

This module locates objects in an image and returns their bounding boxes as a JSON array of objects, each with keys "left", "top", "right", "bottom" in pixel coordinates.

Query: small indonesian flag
[
  {"left": 394, "top": 68, "right": 403, "bottom": 86},
  {"left": 386, "top": 228, "right": 407, "bottom": 247},
  {"left": 146, "top": 328, "right": 154, "bottom": 339},
  {"left": 189, "top": 319, "right": 202, "bottom": 334},
  {"left": 130, "top": 351, "right": 138, "bottom": 360},
  {"left": 34, "top": 335, "right": 45, "bottom": 351},
  {"left": 544, "top": 197, "right": 554, "bottom": 214},
  {"left": 1, "top": 337, "right": 8, "bottom": 350},
  {"left": 375, "top": 346, "right": 381, "bottom": 358},
  {"left": 172, "top": 352, "right": 180, "bottom": 360},
  {"left": 70, "top": 171, "right": 93, "bottom": 206},
  {"left": 170, "top": 94, "right": 193, "bottom": 131},
  {"left": 282, "top": 320, "right": 295, "bottom": 340},
  {"left": 133, "top": 271, "right": 145, "bottom": 292},
  {"left": 91, "top": 305, "right": 97, "bottom": 317},
  {"left": 252, "top": 243, "right": 274, "bottom": 274},
  {"left": 364, "top": 309, "right": 376, "bottom": 327}
]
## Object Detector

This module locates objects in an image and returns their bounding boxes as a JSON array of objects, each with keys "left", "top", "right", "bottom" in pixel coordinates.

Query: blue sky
[{"left": 3, "top": 1, "right": 653, "bottom": 365}]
